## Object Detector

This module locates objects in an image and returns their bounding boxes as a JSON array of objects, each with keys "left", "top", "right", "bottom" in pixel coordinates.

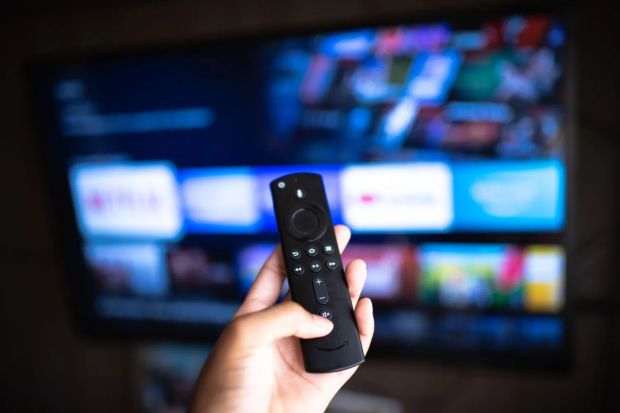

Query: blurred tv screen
[{"left": 30, "top": 12, "right": 569, "bottom": 367}]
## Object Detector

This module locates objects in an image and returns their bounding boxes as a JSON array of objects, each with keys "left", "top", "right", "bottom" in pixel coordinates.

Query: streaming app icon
[
  {"left": 452, "top": 160, "right": 564, "bottom": 231},
  {"left": 179, "top": 168, "right": 260, "bottom": 233},
  {"left": 70, "top": 162, "right": 183, "bottom": 240},
  {"left": 340, "top": 163, "right": 453, "bottom": 232}
]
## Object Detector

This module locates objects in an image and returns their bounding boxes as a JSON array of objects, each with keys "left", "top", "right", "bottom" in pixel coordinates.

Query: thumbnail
[
  {"left": 340, "top": 163, "right": 453, "bottom": 232},
  {"left": 166, "top": 247, "right": 236, "bottom": 298},
  {"left": 84, "top": 242, "right": 169, "bottom": 296},
  {"left": 418, "top": 244, "right": 508, "bottom": 309},
  {"left": 266, "top": 15, "right": 564, "bottom": 164},
  {"left": 70, "top": 162, "right": 183, "bottom": 240},
  {"left": 417, "top": 243, "right": 564, "bottom": 312},
  {"left": 341, "top": 244, "right": 416, "bottom": 301},
  {"left": 405, "top": 50, "right": 461, "bottom": 104}
]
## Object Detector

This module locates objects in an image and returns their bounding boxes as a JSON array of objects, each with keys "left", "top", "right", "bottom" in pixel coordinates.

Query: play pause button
[{"left": 309, "top": 261, "right": 321, "bottom": 272}]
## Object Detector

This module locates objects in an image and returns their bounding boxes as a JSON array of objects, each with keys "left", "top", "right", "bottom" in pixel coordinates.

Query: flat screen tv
[{"left": 29, "top": 10, "right": 571, "bottom": 368}]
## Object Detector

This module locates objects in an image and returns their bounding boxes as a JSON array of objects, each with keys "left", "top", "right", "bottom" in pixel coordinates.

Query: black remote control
[{"left": 270, "top": 173, "right": 365, "bottom": 373}]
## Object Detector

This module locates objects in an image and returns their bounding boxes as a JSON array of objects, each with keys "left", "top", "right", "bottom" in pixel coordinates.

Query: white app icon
[
  {"left": 70, "top": 162, "right": 182, "bottom": 239},
  {"left": 181, "top": 169, "right": 259, "bottom": 230},
  {"left": 340, "top": 163, "right": 453, "bottom": 231}
]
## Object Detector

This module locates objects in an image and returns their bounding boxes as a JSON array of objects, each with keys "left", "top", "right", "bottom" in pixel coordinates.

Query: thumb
[{"left": 235, "top": 301, "right": 334, "bottom": 345}]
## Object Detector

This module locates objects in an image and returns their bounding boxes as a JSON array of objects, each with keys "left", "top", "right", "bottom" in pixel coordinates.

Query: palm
[
  {"left": 234, "top": 225, "right": 371, "bottom": 412},
  {"left": 191, "top": 226, "right": 373, "bottom": 413},
  {"left": 273, "top": 335, "right": 357, "bottom": 410}
]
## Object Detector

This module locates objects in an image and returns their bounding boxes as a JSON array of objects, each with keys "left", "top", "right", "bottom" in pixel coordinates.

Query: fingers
[
  {"left": 334, "top": 224, "right": 352, "bottom": 253},
  {"left": 232, "top": 301, "right": 334, "bottom": 345},
  {"left": 235, "top": 245, "right": 286, "bottom": 317},
  {"left": 237, "top": 225, "right": 352, "bottom": 316},
  {"left": 354, "top": 298, "right": 374, "bottom": 355},
  {"left": 344, "top": 259, "right": 366, "bottom": 308}
]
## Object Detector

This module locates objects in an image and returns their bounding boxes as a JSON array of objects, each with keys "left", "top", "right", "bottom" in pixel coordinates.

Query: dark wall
[{"left": 0, "top": 0, "right": 618, "bottom": 412}]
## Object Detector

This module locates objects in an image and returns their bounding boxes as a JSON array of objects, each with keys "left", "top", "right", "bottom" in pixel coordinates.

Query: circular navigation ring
[{"left": 286, "top": 204, "right": 327, "bottom": 241}]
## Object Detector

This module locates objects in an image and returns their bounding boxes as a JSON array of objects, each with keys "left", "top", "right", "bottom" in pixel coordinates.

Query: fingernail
[{"left": 313, "top": 315, "right": 334, "bottom": 331}]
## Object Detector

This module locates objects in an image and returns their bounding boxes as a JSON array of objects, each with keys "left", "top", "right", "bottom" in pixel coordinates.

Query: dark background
[{"left": 1, "top": 0, "right": 619, "bottom": 412}]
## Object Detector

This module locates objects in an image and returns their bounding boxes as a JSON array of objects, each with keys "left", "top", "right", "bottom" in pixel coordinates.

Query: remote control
[{"left": 270, "top": 173, "right": 365, "bottom": 373}]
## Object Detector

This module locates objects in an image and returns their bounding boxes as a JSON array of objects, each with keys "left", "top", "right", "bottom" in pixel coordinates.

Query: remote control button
[
  {"left": 292, "top": 265, "right": 305, "bottom": 276},
  {"left": 289, "top": 249, "right": 302, "bottom": 260},
  {"left": 317, "top": 309, "right": 333, "bottom": 320},
  {"left": 313, "top": 276, "right": 329, "bottom": 304},
  {"left": 322, "top": 244, "right": 336, "bottom": 255},
  {"left": 309, "top": 260, "right": 321, "bottom": 272},
  {"left": 291, "top": 208, "right": 319, "bottom": 234},
  {"left": 306, "top": 246, "right": 318, "bottom": 256},
  {"left": 325, "top": 259, "right": 338, "bottom": 270},
  {"left": 285, "top": 204, "right": 328, "bottom": 242}
]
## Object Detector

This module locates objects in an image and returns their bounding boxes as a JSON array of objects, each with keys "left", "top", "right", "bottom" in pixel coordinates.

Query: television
[{"left": 29, "top": 11, "right": 571, "bottom": 367}]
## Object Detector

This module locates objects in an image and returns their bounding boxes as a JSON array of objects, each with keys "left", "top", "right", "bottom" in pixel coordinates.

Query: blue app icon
[{"left": 453, "top": 160, "right": 565, "bottom": 231}]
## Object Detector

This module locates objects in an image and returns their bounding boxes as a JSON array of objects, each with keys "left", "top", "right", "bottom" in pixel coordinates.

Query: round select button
[
  {"left": 286, "top": 204, "right": 327, "bottom": 241},
  {"left": 291, "top": 208, "right": 319, "bottom": 234}
]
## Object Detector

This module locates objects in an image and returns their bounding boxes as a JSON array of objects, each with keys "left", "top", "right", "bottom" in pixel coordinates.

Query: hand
[{"left": 189, "top": 225, "right": 374, "bottom": 413}]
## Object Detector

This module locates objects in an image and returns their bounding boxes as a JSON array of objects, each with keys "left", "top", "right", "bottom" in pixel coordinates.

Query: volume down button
[{"left": 313, "top": 276, "right": 329, "bottom": 304}]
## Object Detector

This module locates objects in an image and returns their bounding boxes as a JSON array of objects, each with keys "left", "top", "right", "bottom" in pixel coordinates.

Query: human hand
[{"left": 189, "top": 225, "right": 374, "bottom": 413}]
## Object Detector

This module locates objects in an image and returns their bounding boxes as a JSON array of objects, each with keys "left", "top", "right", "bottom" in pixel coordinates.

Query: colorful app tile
[
  {"left": 318, "top": 29, "right": 376, "bottom": 58},
  {"left": 351, "top": 57, "right": 392, "bottom": 103},
  {"left": 341, "top": 244, "right": 414, "bottom": 300},
  {"left": 70, "top": 162, "right": 183, "bottom": 240},
  {"left": 452, "top": 160, "right": 565, "bottom": 231},
  {"left": 179, "top": 168, "right": 260, "bottom": 233},
  {"left": 503, "top": 15, "right": 553, "bottom": 48},
  {"left": 523, "top": 246, "right": 564, "bottom": 312},
  {"left": 405, "top": 50, "right": 461, "bottom": 104},
  {"left": 444, "top": 102, "right": 514, "bottom": 123},
  {"left": 84, "top": 242, "right": 168, "bottom": 296},
  {"left": 518, "top": 317, "right": 563, "bottom": 347},
  {"left": 452, "top": 52, "right": 504, "bottom": 101},
  {"left": 377, "top": 97, "right": 420, "bottom": 149},
  {"left": 418, "top": 244, "right": 506, "bottom": 309},
  {"left": 166, "top": 247, "right": 235, "bottom": 295},
  {"left": 376, "top": 24, "right": 451, "bottom": 55},
  {"left": 451, "top": 31, "right": 488, "bottom": 50},
  {"left": 300, "top": 55, "right": 337, "bottom": 104},
  {"left": 340, "top": 163, "right": 453, "bottom": 232}
]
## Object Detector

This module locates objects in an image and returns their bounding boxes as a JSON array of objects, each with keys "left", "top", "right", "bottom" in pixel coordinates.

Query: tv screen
[{"left": 30, "top": 12, "right": 569, "bottom": 367}]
